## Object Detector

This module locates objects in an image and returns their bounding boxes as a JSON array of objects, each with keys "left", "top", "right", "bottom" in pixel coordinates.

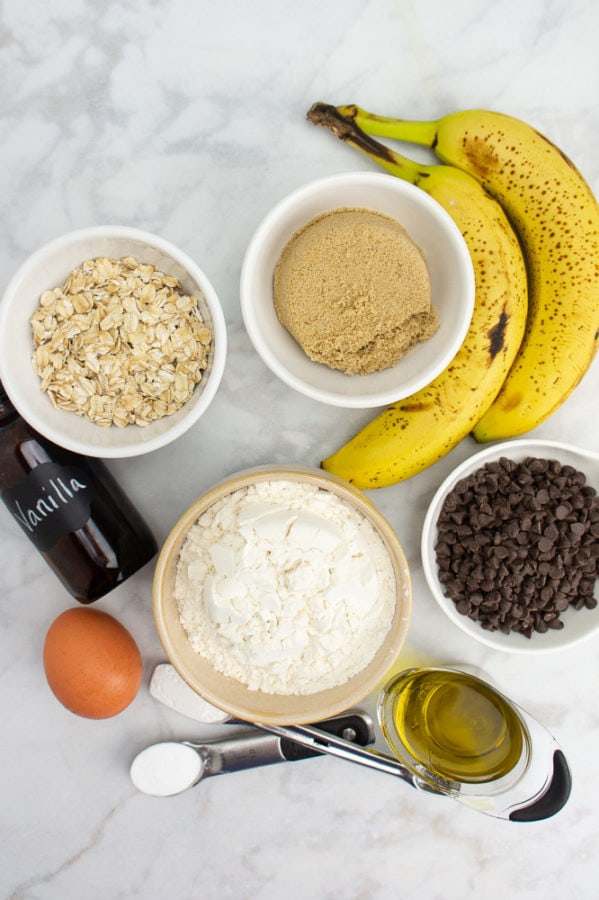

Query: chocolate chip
[{"left": 434, "top": 456, "right": 599, "bottom": 639}]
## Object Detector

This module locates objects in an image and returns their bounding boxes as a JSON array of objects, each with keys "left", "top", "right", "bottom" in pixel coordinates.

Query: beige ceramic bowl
[{"left": 153, "top": 465, "right": 412, "bottom": 725}]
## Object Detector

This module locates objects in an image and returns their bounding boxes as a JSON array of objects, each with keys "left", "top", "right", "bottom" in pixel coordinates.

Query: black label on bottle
[{"left": 1, "top": 462, "right": 93, "bottom": 552}]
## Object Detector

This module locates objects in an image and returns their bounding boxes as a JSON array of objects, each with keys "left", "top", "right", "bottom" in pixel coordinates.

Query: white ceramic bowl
[
  {"left": 0, "top": 226, "right": 227, "bottom": 458},
  {"left": 421, "top": 439, "right": 599, "bottom": 654},
  {"left": 240, "top": 172, "right": 474, "bottom": 409},
  {"left": 153, "top": 465, "right": 413, "bottom": 725}
]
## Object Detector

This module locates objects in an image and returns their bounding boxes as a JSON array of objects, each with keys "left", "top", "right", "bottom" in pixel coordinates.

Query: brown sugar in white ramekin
[{"left": 273, "top": 207, "right": 438, "bottom": 375}]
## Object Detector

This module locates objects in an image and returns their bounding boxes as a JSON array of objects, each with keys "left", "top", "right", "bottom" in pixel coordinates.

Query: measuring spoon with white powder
[{"left": 131, "top": 713, "right": 376, "bottom": 796}]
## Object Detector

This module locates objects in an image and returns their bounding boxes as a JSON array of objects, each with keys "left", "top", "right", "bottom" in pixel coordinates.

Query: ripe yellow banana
[
  {"left": 306, "top": 104, "right": 527, "bottom": 488},
  {"left": 336, "top": 105, "right": 599, "bottom": 441}
]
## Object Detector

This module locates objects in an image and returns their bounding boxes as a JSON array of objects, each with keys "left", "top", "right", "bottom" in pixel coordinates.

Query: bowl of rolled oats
[{"left": 0, "top": 226, "right": 227, "bottom": 457}]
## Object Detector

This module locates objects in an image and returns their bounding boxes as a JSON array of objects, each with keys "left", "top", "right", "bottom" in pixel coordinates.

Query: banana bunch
[
  {"left": 307, "top": 103, "right": 599, "bottom": 487},
  {"left": 306, "top": 104, "right": 527, "bottom": 488}
]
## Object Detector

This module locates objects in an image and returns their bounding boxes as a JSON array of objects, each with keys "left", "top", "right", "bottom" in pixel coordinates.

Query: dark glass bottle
[{"left": 0, "top": 381, "right": 158, "bottom": 603}]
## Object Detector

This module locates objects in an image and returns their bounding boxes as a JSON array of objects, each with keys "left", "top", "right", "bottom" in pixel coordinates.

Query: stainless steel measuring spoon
[
  {"left": 256, "top": 722, "right": 436, "bottom": 791},
  {"left": 130, "top": 713, "right": 375, "bottom": 797},
  {"left": 256, "top": 699, "right": 572, "bottom": 822}
]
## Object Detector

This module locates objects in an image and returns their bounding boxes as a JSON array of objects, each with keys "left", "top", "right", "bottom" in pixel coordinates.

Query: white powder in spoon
[{"left": 174, "top": 480, "right": 397, "bottom": 695}]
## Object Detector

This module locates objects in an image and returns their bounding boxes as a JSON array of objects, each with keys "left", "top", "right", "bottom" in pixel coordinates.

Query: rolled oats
[{"left": 30, "top": 256, "right": 213, "bottom": 427}]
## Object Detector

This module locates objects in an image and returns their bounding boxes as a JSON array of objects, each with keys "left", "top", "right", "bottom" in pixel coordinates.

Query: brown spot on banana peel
[
  {"left": 457, "top": 128, "right": 580, "bottom": 186},
  {"left": 397, "top": 400, "right": 433, "bottom": 413},
  {"left": 488, "top": 309, "right": 508, "bottom": 357},
  {"left": 458, "top": 134, "right": 502, "bottom": 181}
]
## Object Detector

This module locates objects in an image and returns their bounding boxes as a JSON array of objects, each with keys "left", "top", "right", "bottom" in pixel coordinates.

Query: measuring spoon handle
[
  {"left": 189, "top": 713, "right": 375, "bottom": 777},
  {"left": 256, "top": 721, "right": 428, "bottom": 790}
]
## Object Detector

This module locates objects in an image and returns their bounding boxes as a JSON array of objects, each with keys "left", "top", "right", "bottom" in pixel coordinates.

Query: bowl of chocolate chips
[{"left": 421, "top": 439, "right": 599, "bottom": 653}]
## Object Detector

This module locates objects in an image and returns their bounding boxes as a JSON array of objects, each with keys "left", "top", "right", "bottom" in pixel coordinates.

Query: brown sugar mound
[{"left": 273, "top": 208, "right": 438, "bottom": 375}]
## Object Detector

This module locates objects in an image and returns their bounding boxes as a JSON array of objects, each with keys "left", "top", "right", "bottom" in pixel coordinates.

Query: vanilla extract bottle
[{"left": 0, "top": 381, "right": 158, "bottom": 603}]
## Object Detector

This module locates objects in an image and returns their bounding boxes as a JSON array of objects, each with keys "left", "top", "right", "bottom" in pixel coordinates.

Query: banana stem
[
  {"left": 335, "top": 104, "right": 439, "bottom": 147},
  {"left": 306, "top": 103, "right": 431, "bottom": 184}
]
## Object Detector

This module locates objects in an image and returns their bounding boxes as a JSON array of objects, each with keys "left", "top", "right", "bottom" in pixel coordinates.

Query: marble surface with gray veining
[{"left": 1, "top": 1, "right": 599, "bottom": 897}]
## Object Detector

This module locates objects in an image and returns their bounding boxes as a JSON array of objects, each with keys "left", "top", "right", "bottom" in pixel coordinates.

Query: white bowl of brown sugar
[
  {"left": 421, "top": 439, "right": 599, "bottom": 654},
  {"left": 0, "top": 226, "right": 227, "bottom": 458},
  {"left": 240, "top": 172, "right": 474, "bottom": 408}
]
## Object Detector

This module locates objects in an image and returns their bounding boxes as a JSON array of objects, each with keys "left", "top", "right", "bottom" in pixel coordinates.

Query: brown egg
[{"left": 43, "top": 607, "right": 143, "bottom": 719}]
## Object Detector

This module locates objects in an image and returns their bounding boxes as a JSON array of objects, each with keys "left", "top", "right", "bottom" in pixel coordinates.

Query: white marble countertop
[{"left": 2, "top": 1, "right": 599, "bottom": 897}]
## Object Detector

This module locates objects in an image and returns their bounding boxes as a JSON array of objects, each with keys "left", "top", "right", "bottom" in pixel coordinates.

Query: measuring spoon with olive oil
[
  {"left": 378, "top": 666, "right": 571, "bottom": 820},
  {"left": 383, "top": 668, "right": 525, "bottom": 784}
]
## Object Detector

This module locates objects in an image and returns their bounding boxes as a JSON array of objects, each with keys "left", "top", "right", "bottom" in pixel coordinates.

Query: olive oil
[{"left": 381, "top": 668, "right": 526, "bottom": 784}]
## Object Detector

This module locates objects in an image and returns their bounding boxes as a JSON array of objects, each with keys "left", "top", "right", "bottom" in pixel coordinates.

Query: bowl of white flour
[{"left": 153, "top": 465, "right": 412, "bottom": 725}]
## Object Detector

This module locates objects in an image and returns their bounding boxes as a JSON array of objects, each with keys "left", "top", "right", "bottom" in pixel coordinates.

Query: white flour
[{"left": 174, "top": 479, "right": 396, "bottom": 695}]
